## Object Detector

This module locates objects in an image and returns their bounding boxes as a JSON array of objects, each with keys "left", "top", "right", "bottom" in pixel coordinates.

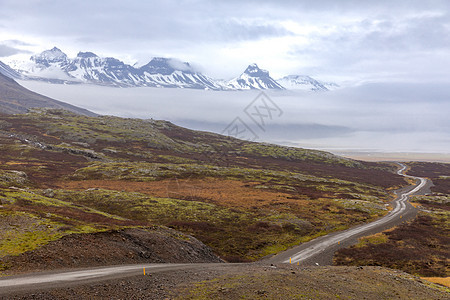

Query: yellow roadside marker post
[
  {"left": 290, "top": 257, "right": 292, "bottom": 264},
  {"left": 297, "top": 261, "right": 299, "bottom": 266},
  {"left": 338, "top": 241, "right": 340, "bottom": 245},
  {"left": 143, "top": 267, "right": 146, "bottom": 276}
]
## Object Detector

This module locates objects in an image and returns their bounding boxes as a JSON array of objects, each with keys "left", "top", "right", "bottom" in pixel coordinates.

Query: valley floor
[{"left": 337, "top": 151, "right": 450, "bottom": 163}]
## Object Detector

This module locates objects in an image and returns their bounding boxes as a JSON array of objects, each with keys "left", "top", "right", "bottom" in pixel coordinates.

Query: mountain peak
[
  {"left": 77, "top": 52, "right": 98, "bottom": 58},
  {"left": 31, "top": 47, "right": 68, "bottom": 64},
  {"left": 226, "top": 64, "right": 284, "bottom": 90},
  {"left": 50, "top": 46, "right": 62, "bottom": 52},
  {"left": 141, "top": 57, "right": 193, "bottom": 75},
  {"left": 243, "top": 64, "right": 269, "bottom": 77}
]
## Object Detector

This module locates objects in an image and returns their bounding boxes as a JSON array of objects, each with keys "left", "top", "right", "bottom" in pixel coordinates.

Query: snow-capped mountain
[
  {"left": 227, "top": 64, "right": 284, "bottom": 90},
  {"left": 276, "top": 75, "right": 339, "bottom": 91},
  {"left": 65, "top": 51, "right": 140, "bottom": 86},
  {"left": 139, "top": 57, "right": 222, "bottom": 89},
  {"left": 5, "top": 47, "right": 222, "bottom": 89},
  {"left": 31, "top": 46, "right": 68, "bottom": 66},
  {"left": 7, "top": 47, "right": 83, "bottom": 84},
  {"left": 3, "top": 47, "right": 338, "bottom": 91}
]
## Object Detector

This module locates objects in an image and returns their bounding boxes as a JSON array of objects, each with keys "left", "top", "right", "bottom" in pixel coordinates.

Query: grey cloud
[
  {"left": 0, "top": 44, "right": 31, "bottom": 57},
  {"left": 0, "top": 0, "right": 291, "bottom": 44},
  {"left": 213, "top": 19, "right": 293, "bottom": 42},
  {"left": 2, "top": 0, "right": 450, "bottom": 82},
  {"left": 4, "top": 39, "right": 33, "bottom": 46},
  {"left": 296, "top": 12, "right": 450, "bottom": 55},
  {"left": 287, "top": 11, "right": 450, "bottom": 82},
  {"left": 357, "top": 14, "right": 450, "bottom": 52}
]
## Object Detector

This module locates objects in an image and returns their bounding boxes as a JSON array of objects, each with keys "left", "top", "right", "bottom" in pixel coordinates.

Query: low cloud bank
[{"left": 19, "top": 81, "right": 450, "bottom": 153}]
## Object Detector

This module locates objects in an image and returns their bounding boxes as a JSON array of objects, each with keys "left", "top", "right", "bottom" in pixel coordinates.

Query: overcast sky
[{"left": 1, "top": 0, "right": 450, "bottom": 82}]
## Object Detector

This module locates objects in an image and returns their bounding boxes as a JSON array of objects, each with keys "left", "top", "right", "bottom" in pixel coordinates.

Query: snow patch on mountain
[
  {"left": 276, "top": 75, "right": 340, "bottom": 91},
  {"left": 227, "top": 64, "right": 284, "bottom": 90}
]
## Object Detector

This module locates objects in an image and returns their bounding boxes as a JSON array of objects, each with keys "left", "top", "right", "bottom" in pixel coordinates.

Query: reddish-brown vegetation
[{"left": 334, "top": 214, "right": 450, "bottom": 277}]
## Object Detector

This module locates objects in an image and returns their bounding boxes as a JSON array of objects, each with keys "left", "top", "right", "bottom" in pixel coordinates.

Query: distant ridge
[
  {"left": 3, "top": 47, "right": 338, "bottom": 91},
  {"left": 0, "top": 72, "right": 97, "bottom": 116}
]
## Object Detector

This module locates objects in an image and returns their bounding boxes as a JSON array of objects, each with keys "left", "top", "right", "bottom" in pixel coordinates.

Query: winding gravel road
[
  {"left": 0, "top": 163, "right": 429, "bottom": 294},
  {"left": 266, "top": 162, "right": 428, "bottom": 265}
]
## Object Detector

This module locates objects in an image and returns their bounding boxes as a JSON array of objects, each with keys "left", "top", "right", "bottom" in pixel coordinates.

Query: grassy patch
[
  {"left": 0, "top": 210, "right": 62, "bottom": 257},
  {"left": 422, "top": 277, "right": 450, "bottom": 289},
  {"left": 0, "top": 188, "right": 140, "bottom": 259},
  {"left": 355, "top": 233, "right": 389, "bottom": 248}
]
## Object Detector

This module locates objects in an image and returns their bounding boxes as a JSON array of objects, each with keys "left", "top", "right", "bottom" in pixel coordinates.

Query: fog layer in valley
[{"left": 19, "top": 81, "right": 450, "bottom": 154}]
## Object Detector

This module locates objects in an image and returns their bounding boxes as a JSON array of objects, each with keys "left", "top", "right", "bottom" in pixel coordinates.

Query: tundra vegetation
[{"left": 0, "top": 109, "right": 408, "bottom": 272}]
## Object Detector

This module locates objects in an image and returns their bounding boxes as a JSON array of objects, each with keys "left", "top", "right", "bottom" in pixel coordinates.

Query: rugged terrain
[
  {"left": 1, "top": 227, "right": 222, "bottom": 276},
  {"left": 0, "top": 107, "right": 409, "bottom": 271},
  {"left": 0, "top": 107, "right": 449, "bottom": 298}
]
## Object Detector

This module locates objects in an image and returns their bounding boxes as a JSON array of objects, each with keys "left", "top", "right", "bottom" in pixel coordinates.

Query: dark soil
[{"left": 408, "top": 162, "right": 450, "bottom": 194}]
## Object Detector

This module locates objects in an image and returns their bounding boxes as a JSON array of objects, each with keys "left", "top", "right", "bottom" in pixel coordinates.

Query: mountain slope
[
  {"left": 227, "top": 64, "right": 285, "bottom": 90},
  {"left": 276, "top": 75, "right": 341, "bottom": 91},
  {"left": 0, "top": 72, "right": 97, "bottom": 116},
  {"left": 139, "top": 57, "right": 222, "bottom": 89},
  {"left": 277, "top": 75, "right": 329, "bottom": 91},
  {"left": 0, "top": 61, "right": 23, "bottom": 79}
]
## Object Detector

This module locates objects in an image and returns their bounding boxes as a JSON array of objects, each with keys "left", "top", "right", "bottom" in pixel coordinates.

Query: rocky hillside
[
  {"left": 0, "top": 72, "right": 96, "bottom": 116},
  {"left": 1, "top": 227, "right": 222, "bottom": 275}
]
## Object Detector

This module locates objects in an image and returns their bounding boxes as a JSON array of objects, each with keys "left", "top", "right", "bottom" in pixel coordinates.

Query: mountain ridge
[{"left": 2, "top": 47, "right": 337, "bottom": 91}]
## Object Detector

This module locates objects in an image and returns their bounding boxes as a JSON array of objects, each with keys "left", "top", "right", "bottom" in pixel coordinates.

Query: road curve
[
  {"left": 0, "top": 163, "right": 429, "bottom": 293},
  {"left": 266, "top": 162, "right": 428, "bottom": 265}
]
